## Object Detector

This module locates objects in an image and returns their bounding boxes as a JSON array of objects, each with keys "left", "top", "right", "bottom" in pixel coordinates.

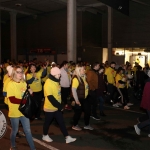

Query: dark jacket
[
  {"left": 72, "top": 76, "right": 85, "bottom": 99},
  {"left": 86, "top": 69, "right": 98, "bottom": 91},
  {"left": 141, "top": 78, "right": 150, "bottom": 111},
  {"left": 96, "top": 73, "right": 106, "bottom": 96}
]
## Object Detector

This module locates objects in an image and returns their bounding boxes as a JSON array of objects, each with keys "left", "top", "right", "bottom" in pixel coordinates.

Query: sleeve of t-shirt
[
  {"left": 72, "top": 78, "right": 79, "bottom": 89},
  {"left": 26, "top": 73, "right": 32, "bottom": 80}
]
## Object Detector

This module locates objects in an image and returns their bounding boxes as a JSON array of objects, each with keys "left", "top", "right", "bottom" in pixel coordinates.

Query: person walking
[
  {"left": 71, "top": 65, "right": 93, "bottom": 131},
  {"left": 134, "top": 70, "right": 150, "bottom": 137},
  {"left": 104, "top": 61, "right": 118, "bottom": 107},
  {"left": 26, "top": 63, "right": 46, "bottom": 120},
  {"left": 60, "top": 61, "right": 72, "bottom": 110},
  {"left": 97, "top": 66, "right": 106, "bottom": 116},
  {"left": 86, "top": 62, "right": 100, "bottom": 120},
  {"left": 7, "top": 65, "right": 36, "bottom": 150},
  {"left": 42, "top": 67, "right": 76, "bottom": 143}
]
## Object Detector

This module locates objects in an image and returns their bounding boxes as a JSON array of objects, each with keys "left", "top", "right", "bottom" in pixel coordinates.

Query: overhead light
[{"left": 15, "top": 3, "right": 22, "bottom": 7}]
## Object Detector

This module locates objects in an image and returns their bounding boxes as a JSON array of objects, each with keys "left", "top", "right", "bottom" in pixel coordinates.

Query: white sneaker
[
  {"left": 113, "top": 104, "right": 119, "bottom": 107},
  {"left": 127, "top": 103, "right": 133, "bottom": 106},
  {"left": 134, "top": 125, "right": 140, "bottom": 135},
  {"left": 66, "top": 136, "right": 76, "bottom": 144},
  {"left": 84, "top": 125, "right": 94, "bottom": 130},
  {"left": 116, "top": 102, "right": 122, "bottom": 106},
  {"left": 42, "top": 135, "right": 53, "bottom": 142}
]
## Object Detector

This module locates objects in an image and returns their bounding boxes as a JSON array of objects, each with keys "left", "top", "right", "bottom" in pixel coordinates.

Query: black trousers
[
  {"left": 107, "top": 83, "right": 120, "bottom": 103},
  {"left": 61, "top": 87, "right": 70, "bottom": 105},
  {"left": 89, "top": 90, "right": 98, "bottom": 116},
  {"left": 43, "top": 111, "right": 68, "bottom": 137},
  {"left": 73, "top": 98, "right": 91, "bottom": 126},
  {"left": 33, "top": 91, "right": 43, "bottom": 118},
  {"left": 117, "top": 87, "right": 129, "bottom": 106},
  {"left": 138, "top": 110, "right": 150, "bottom": 133}
]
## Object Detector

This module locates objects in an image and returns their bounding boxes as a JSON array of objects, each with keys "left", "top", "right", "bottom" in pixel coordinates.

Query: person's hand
[
  {"left": 76, "top": 100, "right": 81, "bottom": 106},
  {"left": 33, "top": 73, "right": 36, "bottom": 78},
  {"left": 28, "top": 89, "right": 33, "bottom": 95}
]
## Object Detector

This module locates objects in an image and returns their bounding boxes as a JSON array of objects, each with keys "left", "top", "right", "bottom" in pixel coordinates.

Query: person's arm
[
  {"left": 47, "top": 95, "right": 62, "bottom": 111},
  {"left": 26, "top": 77, "right": 35, "bottom": 84},
  {"left": 104, "top": 75, "right": 108, "bottom": 83},
  {"left": 72, "top": 87, "right": 81, "bottom": 105},
  {"left": 9, "top": 96, "right": 26, "bottom": 104},
  {"left": 118, "top": 80, "right": 126, "bottom": 84},
  {"left": 41, "top": 68, "right": 47, "bottom": 77}
]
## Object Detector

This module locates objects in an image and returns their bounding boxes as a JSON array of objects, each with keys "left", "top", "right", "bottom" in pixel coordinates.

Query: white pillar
[
  {"left": 108, "top": 6, "right": 113, "bottom": 62},
  {"left": 10, "top": 12, "right": 17, "bottom": 61},
  {"left": 0, "top": 10, "right": 1, "bottom": 63},
  {"left": 67, "top": 0, "right": 76, "bottom": 62}
]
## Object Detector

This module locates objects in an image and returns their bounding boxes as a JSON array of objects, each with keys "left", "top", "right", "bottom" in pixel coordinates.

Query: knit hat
[
  {"left": 6, "top": 65, "right": 13, "bottom": 76},
  {"left": 50, "top": 67, "right": 61, "bottom": 76}
]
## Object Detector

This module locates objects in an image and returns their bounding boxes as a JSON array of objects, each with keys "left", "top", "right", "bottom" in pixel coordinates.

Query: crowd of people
[{"left": 1, "top": 58, "right": 150, "bottom": 149}]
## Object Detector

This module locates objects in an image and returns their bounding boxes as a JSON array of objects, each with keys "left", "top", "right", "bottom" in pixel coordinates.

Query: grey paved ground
[{"left": 0, "top": 88, "right": 150, "bottom": 150}]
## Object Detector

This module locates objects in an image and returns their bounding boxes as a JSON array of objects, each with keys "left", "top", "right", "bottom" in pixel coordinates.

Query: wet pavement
[{"left": 0, "top": 88, "right": 150, "bottom": 150}]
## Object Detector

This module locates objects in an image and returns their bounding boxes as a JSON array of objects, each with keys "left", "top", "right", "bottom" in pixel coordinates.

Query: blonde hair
[
  {"left": 10, "top": 65, "right": 25, "bottom": 82},
  {"left": 72, "top": 65, "right": 85, "bottom": 83}
]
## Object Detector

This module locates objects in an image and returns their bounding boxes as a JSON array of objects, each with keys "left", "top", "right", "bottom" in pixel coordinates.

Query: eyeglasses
[{"left": 16, "top": 71, "right": 24, "bottom": 74}]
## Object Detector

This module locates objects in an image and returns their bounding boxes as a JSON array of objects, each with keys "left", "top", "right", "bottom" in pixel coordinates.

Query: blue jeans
[
  {"left": 10, "top": 116, "right": 36, "bottom": 150},
  {"left": 98, "top": 96, "right": 104, "bottom": 111}
]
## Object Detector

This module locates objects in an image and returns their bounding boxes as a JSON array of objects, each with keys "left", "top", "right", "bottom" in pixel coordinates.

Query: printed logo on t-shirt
[
  {"left": 58, "top": 86, "right": 61, "bottom": 96},
  {"left": 21, "top": 88, "right": 26, "bottom": 98}
]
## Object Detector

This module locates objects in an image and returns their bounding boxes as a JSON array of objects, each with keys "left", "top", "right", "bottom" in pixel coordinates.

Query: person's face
[
  {"left": 111, "top": 64, "right": 116, "bottom": 69},
  {"left": 64, "top": 64, "right": 68, "bottom": 69},
  {"left": 54, "top": 74, "right": 61, "bottom": 79},
  {"left": 15, "top": 68, "right": 24, "bottom": 80},
  {"left": 80, "top": 67, "right": 85, "bottom": 76},
  {"left": 30, "top": 65, "right": 36, "bottom": 73},
  {"left": 120, "top": 70, "right": 123, "bottom": 74},
  {"left": 95, "top": 64, "right": 100, "bottom": 70}
]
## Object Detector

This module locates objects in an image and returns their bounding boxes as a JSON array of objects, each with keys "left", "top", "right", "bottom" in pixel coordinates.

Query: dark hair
[
  {"left": 117, "top": 67, "right": 123, "bottom": 74},
  {"left": 99, "top": 66, "right": 105, "bottom": 70},
  {"left": 27, "top": 64, "right": 37, "bottom": 73},
  {"left": 60, "top": 61, "right": 68, "bottom": 68},
  {"left": 92, "top": 62, "right": 99, "bottom": 68},
  {"left": 110, "top": 61, "right": 116, "bottom": 65},
  {"left": 137, "top": 65, "right": 142, "bottom": 71}
]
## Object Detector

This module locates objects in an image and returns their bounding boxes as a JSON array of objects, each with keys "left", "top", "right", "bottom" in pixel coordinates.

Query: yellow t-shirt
[
  {"left": 7, "top": 81, "right": 27, "bottom": 117},
  {"left": 72, "top": 77, "right": 89, "bottom": 98},
  {"left": 44, "top": 78, "right": 61, "bottom": 111},
  {"left": 3, "top": 74, "right": 9, "bottom": 83},
  {"left": 115, "top": 74, "right": 125, "bottom": 88},
  {"left": 3, "top": 77, "right": 11, "bottom": 104},
  {"left": 105, "top": 67, "right": 116, "bottom": 84},
  {"left": 26, "top": 71, "right": 42, "bottom": 92}
]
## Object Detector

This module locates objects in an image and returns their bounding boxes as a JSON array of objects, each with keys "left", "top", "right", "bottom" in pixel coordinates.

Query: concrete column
[
  {"left": 10, "top": 12, "right": 17, "bottom": 61},
  {"left": 108, "top": 6, "right": 113, "bottom": 62},
  {"left": 0, "top": 10, "right": 1, "bottom": 63},
  {"left": 67, "top": 0, "right": 76, "bottom": 62}
]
